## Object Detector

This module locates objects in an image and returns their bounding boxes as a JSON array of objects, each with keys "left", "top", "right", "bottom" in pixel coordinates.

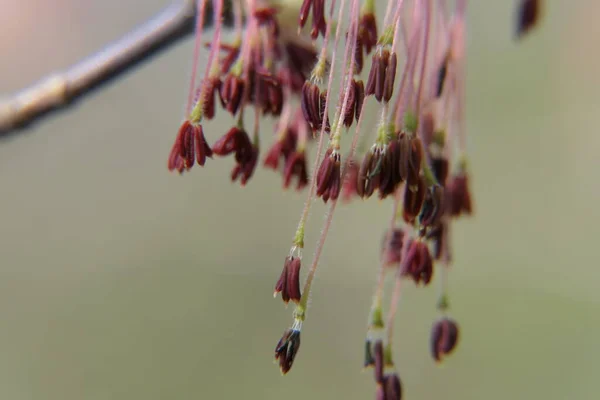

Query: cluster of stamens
[{"left": 168, "top": 0, "right": 476, "bottom": 398}]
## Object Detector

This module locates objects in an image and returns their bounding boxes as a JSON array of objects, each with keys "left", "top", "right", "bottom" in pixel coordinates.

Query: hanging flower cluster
[{"left": 167, "top": 0, "right": 540, "bottom": 397}]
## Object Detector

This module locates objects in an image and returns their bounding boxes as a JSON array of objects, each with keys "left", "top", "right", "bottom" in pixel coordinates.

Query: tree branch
[{"left": 0, "top": 0, "right": 224, "bottom": 139}]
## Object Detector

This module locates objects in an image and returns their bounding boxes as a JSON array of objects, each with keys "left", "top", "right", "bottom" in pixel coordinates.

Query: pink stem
[
  {"left": 390, "top": 0, "right": 405, "bottom": 51},
  {"left": 393, "top": 16, "right": 423, "bottom": 127},
  {"left": 186, "top": 0, "right": 209, "bottom": 115},
  {"left": 200, "top": 0, "right": 224, "bottom": 87},
  {"left": 415, "top": 0, "right": 432, "bottom": 118}
]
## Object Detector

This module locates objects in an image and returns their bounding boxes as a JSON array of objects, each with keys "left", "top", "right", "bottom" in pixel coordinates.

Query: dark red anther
[
  {"left": 220, "top": 74, "right": 245, "bottom": 115},
  {"left": 515, "top": 0, "right": 541, "bottom": 39},
  {"left": 401, "top": 239, "right": 433, "bottom": 286},
  {"left": 310, "top": 0, "right": 327, "bottom": 39},
  {"left": 378, "top": 140, "right": 402, "bottom": 199},
  {"left": 343, "top": 79, "right": 365, "bottom": 127},
  {"left": 274, "top": 256, "right": 302, "bottom": 304},
  {"left": 230, "top": 143, "right": 258, "bottom": 186},
  {"left": 383, "top": 52, "right": 397, "bottom": 103},
  {"left": 446, "top": 174, "right": 473, "bottom": 217},
  {"left": 200, "top": 77, "right": 222, "bottom": 120},
  {"left": 418, "top": 184, "right": 444, "bottom": 231},
  {"left": 275, "top": 328, "right": 301, "bottom": 375},
  {"left": 167, "top": 120, "right": 212, "bottom": 173},
  {"left": 357, "top": 147, "right": 382, "bottom": 199},
  {"left": 403, "top": 176, "right": 426, "bottom": 223},
  {"left": 407, "top": 137, "right": 424, "bottom": 188},
  {"left": 316, "top": 148, "right": 341, "bottom": 202},
  {"left": 299, "top": 0, "right": 312, "bottom": 29},
  {"left": 213, "top": 127, "right": 257, "bottom": 185},
  {"left": 283, "top": 151, "right": 309, "bottom": 190},
  {"left": 366, "top": 49, "right": 395, "bottom": 103},
  {"left": 430, "top": 318, "right": 460, "bottom": 363}
]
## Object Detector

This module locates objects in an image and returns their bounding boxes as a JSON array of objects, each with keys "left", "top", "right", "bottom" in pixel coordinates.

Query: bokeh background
[{"left": 1, "top": 1, "right": 599, "bottom": 399}]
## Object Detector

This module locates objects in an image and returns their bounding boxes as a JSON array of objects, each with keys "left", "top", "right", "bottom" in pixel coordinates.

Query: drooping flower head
[{"left": 165, "top": 0, "right": 540, "bottom": 396}]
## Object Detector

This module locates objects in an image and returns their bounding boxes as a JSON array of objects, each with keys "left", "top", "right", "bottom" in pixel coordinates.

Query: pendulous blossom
[{"left": 165, "top": 0, "right": 541, "bottom": 396}]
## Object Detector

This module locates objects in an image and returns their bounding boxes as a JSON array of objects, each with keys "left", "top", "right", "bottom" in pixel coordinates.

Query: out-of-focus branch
[{"left": 0, "top": 0, "right": 226, "bottom": 139}]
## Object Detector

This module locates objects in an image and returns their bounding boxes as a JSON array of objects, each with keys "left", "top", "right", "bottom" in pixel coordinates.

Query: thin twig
[{"left": 0, "top": 0, "right": 231, "bottom": 139}]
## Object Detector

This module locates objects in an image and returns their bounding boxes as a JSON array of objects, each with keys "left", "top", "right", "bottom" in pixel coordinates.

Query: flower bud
[
  {"left": 430, "top": 318, "right": 459, "bottom": 363},
  {"left": 275, "top": 328, "right": 301, "bottom": 374}
]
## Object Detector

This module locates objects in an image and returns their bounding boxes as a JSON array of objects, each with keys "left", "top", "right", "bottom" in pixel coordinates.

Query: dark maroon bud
[
  {"left": 381, "top": 229, "right": 405, "bottom": 267},
  {"left": 168, "top": 124, "right": 185, "bottom": 173},
  {"left": 301, "top": 81, "right": 323, "bottom": 132},
  {"left": 299, "top": 0, "right": 312, "bottom": 29},
  {"left": 193, "top": 124, "right": 213, "bottom": 166},
  {"left": 343, "top": 81, "right": 357, "bottom": 127},
  {"left": 426, "top": 223, "right": 446, "bottom": 260},
  {"left": 267, "top": 81, "right": 284, "bottom": 116},
  {"left": 436, "top": 58, "right": 448, "bottom": 98},
  {"left": 354, "top": 36, "right": 365, "bottom": 74},
  {"left": 446, "top": 174, "right": 473, "bottom": 217},
  {"left": 515, "top": 0, "right": 541, "bottom": 39},
  {"left": 264, "top": 124, "right": 298, "bottom": 171},
  {"left": 364, "top": 339, "right": 375, "bottom": 368},
  {"left": 357, "top": 147, "right": 382, "bottom": 199},
  {"left": 358, "top": 13, "right": 378, "bottom": 55},
  {"left": 354, "top": 79, "right": 365, "bottom": 121},
  {"left": 383, "top": 52, "right": 397, "bottom": 102},
  {"left": 264, "top": 140, "right": 285, "bottom": 170},
  {"left": 382, "top": 373, "right": 403, "bottom": 400},
  {"left": 168, "top": 121, "right": 212, "bottom": 173},
  {"left": 355, "top": 152, "right": 370, "bottom": 198},
  {"left": 230, "top": 143, "right": 258, "bottom": 186},
  {"left": 310, "top": 0, "right": 327, "bottom": 39},
  {"left": 283, "top": 151, "right": 309, "bottom": 190},
  {"left": 274, "top": 256, "right": 302, "bottom": 304},
  {"left": 378, "top": 140, "right": 401, "bottom": 199},
  {"left": 167, "top": 140, "right": 185, "bottom": 174},
  {"left": 212, "top": 127, "right": 248, "bottom": 157},
  {"left": 407, "top": 137, "right": 424, "bottom": 188},
  {"left": 202, "top": 77, "right": 222, "bottom": 120},
  {"left": 365, "top": 54, "right": 378, "bottom": 97},
  {"left": 432, "top": 157, "right": 449, "bottom": 185},
  {"left": 430, "top": 318, "right": 459, "bottom": 363},
  {"left": 418, "top": 184, "right": 444, "bottom": 231},
  {"left": 180, "top": 120, "right": 195, "bottom": 169},
  {"left": 264, "top": 130, "right": 297, "bottom": 170},
  {"left": 220, "top": 74, "right": 245, "bottom": 115},
  {"left": 212, "top": 127, "right": 257, "bottom": 185},
  {"left": 275, "top": 328, "right": 301, "bottom": 374},
  {"left": 401, "top": 239, "right": 433, "bottom": 286},
  {"left": 374, "top": 51, "right": 387, "bottom": 102},
  {"left": 403, "top": 176, "right": 426, "bottom": 223},
  {"left": 373, "top": 340, "right": 385, "bottom": 383},
  {"left": 316, "top": 148, "right": 341, "bottom": 202},
  {"left": 252, "top": 68, "right": 283, "bottom": 116},
  {"left": 319, "top": 91, "right": 331, "bottom": 133}
]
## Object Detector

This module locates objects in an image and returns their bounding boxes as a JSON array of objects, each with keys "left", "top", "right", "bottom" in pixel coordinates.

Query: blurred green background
[{"left": 1, "top": 1, "right": 598, "bottom": 399}]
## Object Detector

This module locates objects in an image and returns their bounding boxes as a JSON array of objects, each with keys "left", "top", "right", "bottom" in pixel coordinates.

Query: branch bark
[{"left": 0, "top": 0, "right": 214, "bottom": 139}]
